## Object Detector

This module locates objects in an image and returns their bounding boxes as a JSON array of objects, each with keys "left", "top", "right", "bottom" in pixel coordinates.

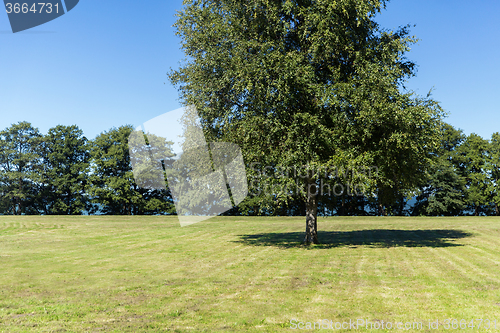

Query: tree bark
[{"left": 304, "top": 180, "right": 319, "bottom": 244}]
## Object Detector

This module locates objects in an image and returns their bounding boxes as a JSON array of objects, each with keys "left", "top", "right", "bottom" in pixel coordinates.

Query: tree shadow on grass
[{"left": 235, "top": 229, "right": 473, "bottom": 249}]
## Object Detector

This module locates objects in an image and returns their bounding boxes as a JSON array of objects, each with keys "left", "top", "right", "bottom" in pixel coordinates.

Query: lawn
[{"left": 1, "top": 216, "right": 500, "bottom": 332}]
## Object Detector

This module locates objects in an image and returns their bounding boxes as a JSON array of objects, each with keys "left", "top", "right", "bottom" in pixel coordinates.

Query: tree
[
  {"left": 413, "top": 157, "right": 466, "bottom": 216},
  {"left": 0, "top": 122, "right": 42, "bottom": 215},
  {"left": 456, "top": 133, "right": 490, "bottom": 216},
  {"left": 412, "top": 123, "right": 466, "bottom": 216},
  {"left": 88, "top": 126, "right": 175, "bottom": 215},
  {"left": 169, "top": 0, "right": 443, "bottom": 242},
  {"left": 38, "top": 125, "right": 90, "bottom": 215}
]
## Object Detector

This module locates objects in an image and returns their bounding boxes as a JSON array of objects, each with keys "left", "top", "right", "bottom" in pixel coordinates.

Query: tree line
[
  {"left": 0, "top": 122, "right": 174, "bottom": 215},
  {"left": 0, "top": 120, "right": 498, "bottom": 216}
]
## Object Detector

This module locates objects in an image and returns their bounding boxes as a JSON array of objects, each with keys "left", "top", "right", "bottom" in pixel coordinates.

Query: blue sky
[{"left": 1, "top": 0, "right": 499, "bottom": 140}]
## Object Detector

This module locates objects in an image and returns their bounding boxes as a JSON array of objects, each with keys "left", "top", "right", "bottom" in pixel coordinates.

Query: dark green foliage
[
  {"left": 413, "top": 157, "right": 466, "bottom": 216},
  {"left": 456, "top": 134, "right": 490, "bottom": 216},
  {"left": 412, "top": 123, "right": 466, "bottom": 216},
  {"left": 0, "top": 123, "right": 176, "bottom": 216},
  {"left": 87, "top": 126, "right": 175, "bottom": 215},
  {"left": 0, "top": 119, "right": 499, "bottom": 216},
  {"left": 38, "top": 125, "right": 90, "bottom": 215},
  {"left": 0, "top": 122, "right": 42, "bottom": 215}
]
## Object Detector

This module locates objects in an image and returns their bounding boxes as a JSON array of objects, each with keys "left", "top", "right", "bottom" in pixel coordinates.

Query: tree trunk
[
  {"left": 378, "top": 203, "right": 386, "bottom": 216},
  {"left": 304, "top": 180, "right": 319, "bottom": 244},
  {"left": 496, "top": 203, "right": 499, "bottom": 216},
  {"left": 398, "top": 195, "right": 405, "bottom": 216}
]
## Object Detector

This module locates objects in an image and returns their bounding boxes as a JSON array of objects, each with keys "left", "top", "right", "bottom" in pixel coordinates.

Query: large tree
[{"left": 170, "top": 0, "right": 443, "bottom": 242}]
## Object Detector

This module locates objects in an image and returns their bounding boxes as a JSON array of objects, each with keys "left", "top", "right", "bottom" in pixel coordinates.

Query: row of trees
[
  {"left": 413, "top": 124, "right": 500, "bottom": 217},
  {"left": 0, "top": 122, "right": 174, "bottom": 215},
  {"left": 1, "top": 120, "right": 499, "bottom": 217}
]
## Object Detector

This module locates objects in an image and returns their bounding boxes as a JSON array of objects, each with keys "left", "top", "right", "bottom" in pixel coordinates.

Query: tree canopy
[{"left": 169, "top": 0, "right": 444, "bottom": 242}]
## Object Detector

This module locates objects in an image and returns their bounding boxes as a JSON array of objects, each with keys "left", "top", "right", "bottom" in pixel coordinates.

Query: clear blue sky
[{"left": 1, "top": 0, "right": 499, "bottom": 140}]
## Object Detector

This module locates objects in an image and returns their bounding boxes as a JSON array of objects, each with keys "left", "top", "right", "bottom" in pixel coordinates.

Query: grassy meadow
[{"left": 1, "top": 216, "right": 500, "bottom": 332}]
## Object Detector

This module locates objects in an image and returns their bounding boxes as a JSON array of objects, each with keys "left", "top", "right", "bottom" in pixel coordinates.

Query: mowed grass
[{"left": 1, "top": 216, "right": 500, "bottom": 332}]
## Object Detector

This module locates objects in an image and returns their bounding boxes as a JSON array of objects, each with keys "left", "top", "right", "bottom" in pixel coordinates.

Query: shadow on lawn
[{"left": 235, "top": 229, "right": 472, "bottom": 249}]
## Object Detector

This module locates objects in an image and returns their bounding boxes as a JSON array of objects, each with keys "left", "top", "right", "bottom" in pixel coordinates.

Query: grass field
[{"left": 1, "top": 216, "right": 500, "bottom": 332}]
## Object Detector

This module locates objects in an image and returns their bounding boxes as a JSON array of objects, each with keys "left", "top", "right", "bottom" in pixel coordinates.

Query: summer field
[{"left": 1, "top": 216, "right": 500, "bottom": 332}]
